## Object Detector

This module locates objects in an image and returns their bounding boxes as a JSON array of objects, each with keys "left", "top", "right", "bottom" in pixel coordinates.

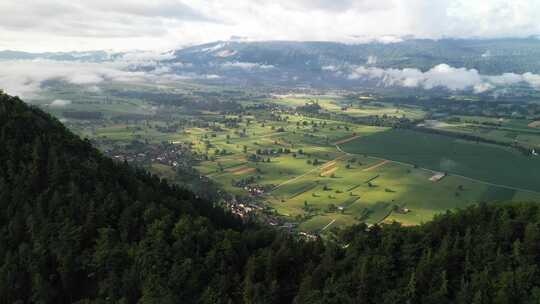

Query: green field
[
  {"left": 425, "top": 116, "right": 540, "bottom": 149},
  {"left": 265, "top": 152, "right": 540, "bottom": 229},
  {"left": 35, "top": 87, "right": 540, "bottom": 232},
  {"left": 341, "top": 129, "right": 540, "bottom": 192},
  {"left": 268, "top": 96, "right": 427, "bottom": 120}
]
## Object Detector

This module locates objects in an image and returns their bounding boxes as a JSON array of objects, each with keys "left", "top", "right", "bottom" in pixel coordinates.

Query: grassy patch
[{"left": 342, "top": 129, "right": 540, "bottom": 192}]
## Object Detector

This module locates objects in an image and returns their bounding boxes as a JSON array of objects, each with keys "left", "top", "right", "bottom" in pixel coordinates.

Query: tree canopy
[{"left": 2, "top": 92, "right": 540, "bottom": 303}]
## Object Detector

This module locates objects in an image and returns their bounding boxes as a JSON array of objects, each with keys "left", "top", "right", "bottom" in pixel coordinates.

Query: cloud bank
[
  {"left": 50, "top": 99, "right": 72, "bottom": 107},
  {"left": 342, "top": 64, "right": 540, "bottom": 93},
  {"left": 221, "top": 61, "right": 275, "bottom": 70},
  {"left": 0, "top": 60, "right": 150, "bottom": 97},
  {"left": 0, "top": 57, "right": 215, "bottom": 98},
  {"left": 2, "top": 54, "right": 540, "bottom": 100}
]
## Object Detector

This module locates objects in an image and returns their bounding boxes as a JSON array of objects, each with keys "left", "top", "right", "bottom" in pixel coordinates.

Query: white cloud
[
  {"left": 221, "top": 61, "right": 274, "bottom": 70},
  {"left": 487, "top": 73, "right": 524, "bottom": 86},
  {"left": 347, "top": 35, "right": 404, "bottom": 44},
  {"left": 0, "top": 59, "right": 186, "bottom": 98},
  {"left": 344, "top": 63, "right": 540, "bottom": 93},
  {"left": 50, "top": 99, "right": 72, "bottom": 107},
  {"left": 366, "top": 55, "right": 378, "bottom": 65},
  {"left": 1, "top": 0, "right": 540, "bottom": 51},
  {"left": 473, "top": 83, "right": 494, "bottom": 94},
  {"left": 119, "top": 50, "right": 175, "bottom": 63},
  {"left": 522, "top": 73, "right": 540, "bottom": 87},
  {"left": 322, "top": 65, "right": 338, "bottom": 71},
  {"left": 421, "top": 64, "right": 483, "bottom": 90}
]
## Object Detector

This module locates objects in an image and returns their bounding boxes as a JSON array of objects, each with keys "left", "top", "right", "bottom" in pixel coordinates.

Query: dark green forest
[{"left": 3, "top": 91, "right": 540, "bottom": 303}]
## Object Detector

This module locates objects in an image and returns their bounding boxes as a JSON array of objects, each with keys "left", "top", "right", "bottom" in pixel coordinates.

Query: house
[{"left": 429, "top": 172, "right": 446, "bottom": 182}]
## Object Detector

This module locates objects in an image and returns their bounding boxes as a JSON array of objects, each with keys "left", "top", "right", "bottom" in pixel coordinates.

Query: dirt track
[
  {"left": 227, "top": 166, "right": 256, "bottom": 175},
  {"left": 321, "top": 160, "right": 337, "bottom": 169},
  {"left": 321, "top": 167, "right": 338, "bottom": 177},
  {"left": 334, "top": 135, "right": 361, "bottom": 145},
  {"left": 363, "top": 160, "right": 390, "bottom": 172}
]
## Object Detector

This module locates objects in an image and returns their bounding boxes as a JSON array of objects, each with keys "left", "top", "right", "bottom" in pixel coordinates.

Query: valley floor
[{"left": 33, "top": 86, "right": 540, "bottom": 232}]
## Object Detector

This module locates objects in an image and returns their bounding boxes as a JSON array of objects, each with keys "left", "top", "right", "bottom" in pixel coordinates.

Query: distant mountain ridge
[
  {"left": 162, "top": 38, "right": 540, "bottom": 89},
  {"left": 3, "top": 38, "right": 540, "bottom": 90},
  {"left": 169, "top": 38, "right": 540, "bottom": 75},
  {"left": 3, "top": 38, "right": 540, "bottom": 74}
]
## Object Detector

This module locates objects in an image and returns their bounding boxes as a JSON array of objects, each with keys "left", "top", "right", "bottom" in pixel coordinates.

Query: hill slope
[{"left": 2, "top": 91, "right": 540, "bottom": 303}]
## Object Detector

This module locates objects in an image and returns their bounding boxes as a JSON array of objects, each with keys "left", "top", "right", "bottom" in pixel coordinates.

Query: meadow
[
  {"left": 268, "top": 96, "right": 427, "bottom": 120},
  {"left": 426, "top": 115, "right": 540, "bottom": 149},
  {"left": 35, "top": 88, "right": 540, "bottom": 232},
  {"left": 180, "top": 115, "right": 540, "bottom": 232},
  {"left": 341, "top": 128, "right": 540, "bottom": 192}
]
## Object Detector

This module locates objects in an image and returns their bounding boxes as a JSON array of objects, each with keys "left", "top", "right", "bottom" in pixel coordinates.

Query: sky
[
  {"left": 2, "top": 0, "right": 540, "bottom": 98},
  {"left": 1, "top": 0, "right": 540, "bottom": 52}
]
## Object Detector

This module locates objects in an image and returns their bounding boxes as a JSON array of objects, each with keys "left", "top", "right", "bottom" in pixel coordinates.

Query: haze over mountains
[{"left": 2, "top": 38, "right": 540, "bottom": 97}]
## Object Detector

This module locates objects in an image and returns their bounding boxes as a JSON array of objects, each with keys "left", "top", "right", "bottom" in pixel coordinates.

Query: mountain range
[{"left": 3, "top": 38, "right": 540, "bottom": 90}]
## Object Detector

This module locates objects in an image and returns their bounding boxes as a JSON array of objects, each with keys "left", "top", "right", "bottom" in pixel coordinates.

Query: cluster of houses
[
  {"left": 227, "top": 200, "right": 315, "bottom": 238},
  {"left": 243, "top": 185, "right": 267, "bottom": 196},
  {"left": 106, "top": 142, "right": 193, "bottom": 168},
  {"left": 229, "top": 202, "right": 264, "bottom": 220}
]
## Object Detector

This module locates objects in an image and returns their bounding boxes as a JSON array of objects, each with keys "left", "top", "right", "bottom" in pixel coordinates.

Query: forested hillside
[{"left": 3, "top": 91, "right": 540, "bottom": 303}]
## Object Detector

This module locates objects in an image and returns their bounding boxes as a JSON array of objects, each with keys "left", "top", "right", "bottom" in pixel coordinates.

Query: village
[{"left": 99, "top": 140, "right": 194, "bottom": 169}]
